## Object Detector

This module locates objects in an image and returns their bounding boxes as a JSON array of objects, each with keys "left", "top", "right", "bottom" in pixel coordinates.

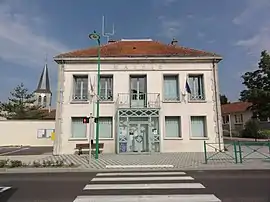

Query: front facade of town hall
[{"left": 52, "top": 38, "right": 223, "bottom": 155}]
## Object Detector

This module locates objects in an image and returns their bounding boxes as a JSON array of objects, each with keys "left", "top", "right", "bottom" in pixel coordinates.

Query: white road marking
[
  {"left": 91, "top": 176, "right": 194, "bottom": 182},
  {"left": 73, "top": 194, "right": 221, "bottom": 202},
  {"left": 0, "top": 187, "right": 11, "bottom": 193},
  {"left": 96, "top": 172, "right": 186, "bottom": 176},
  {"left": 105, "top": 165, "right": 174, "bottom": 168},
  {"left": 0, "top": 147, "right": 29, "bottom": 156},
  {"left": 84, "top": 183, "right": 204, "bottom": 190}
]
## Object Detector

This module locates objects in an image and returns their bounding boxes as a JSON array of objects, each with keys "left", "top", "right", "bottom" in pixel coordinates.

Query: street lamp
[{"left": 89, "top": 31, "right": 101, "bottom": 160}]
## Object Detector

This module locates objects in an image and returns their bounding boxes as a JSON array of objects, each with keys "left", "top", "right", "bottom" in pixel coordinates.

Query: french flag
[{"left": 185, "top": 79, "right": 191, "bottom": 94}]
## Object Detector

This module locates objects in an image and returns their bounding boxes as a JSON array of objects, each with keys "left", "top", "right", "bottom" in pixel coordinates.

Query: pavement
[
  {"left": 0, "top": 146, "right": 53, "bottom": 156},
  {"left": 0, "top": 170, "right": 270, "bottom": 202}
]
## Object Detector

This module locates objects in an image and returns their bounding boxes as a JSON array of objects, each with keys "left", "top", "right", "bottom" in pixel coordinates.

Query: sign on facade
[{"left": 37, "top": 129, "right": 55, "bottom": 139}]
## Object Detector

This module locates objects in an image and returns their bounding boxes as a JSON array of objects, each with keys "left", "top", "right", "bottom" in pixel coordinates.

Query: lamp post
[{"left": 89, "top": 31, "right": 101, "bottom": 160}]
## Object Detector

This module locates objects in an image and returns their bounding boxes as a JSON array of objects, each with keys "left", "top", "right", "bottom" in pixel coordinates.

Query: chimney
[
  {"left": 108, "top": 39, "right": 116, "bottom": 43},
  {"left": 171, "top": 38, "right": 178, "bottom": 46}
]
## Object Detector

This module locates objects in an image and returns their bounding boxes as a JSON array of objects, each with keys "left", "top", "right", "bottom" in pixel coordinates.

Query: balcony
[{"left": 117, "top": 93, "right": 160, "bottom": 109}]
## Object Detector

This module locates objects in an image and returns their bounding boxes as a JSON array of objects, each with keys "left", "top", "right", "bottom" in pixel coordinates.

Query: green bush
[
  {"left": 241, "top": 119, "right": 261, "bottom": 139},
  {"left": 258, "top": 129, "right": 270, "bottom": 139}
]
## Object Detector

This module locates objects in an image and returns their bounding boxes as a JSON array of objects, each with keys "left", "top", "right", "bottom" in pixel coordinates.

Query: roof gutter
[{"left": 54, "top": 56, "right": 223, "bottom": 63}]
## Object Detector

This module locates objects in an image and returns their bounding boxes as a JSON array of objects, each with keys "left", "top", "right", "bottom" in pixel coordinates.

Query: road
[{"left": 0, "top": 170, "right": 269, "bottom": 202}]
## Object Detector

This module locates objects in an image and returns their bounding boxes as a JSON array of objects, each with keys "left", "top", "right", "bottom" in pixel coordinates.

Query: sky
[{"left": 0, "top": 0, "right": 270, "bottom": 106}]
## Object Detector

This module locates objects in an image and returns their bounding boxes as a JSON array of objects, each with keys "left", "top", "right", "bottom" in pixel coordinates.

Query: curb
[{"left": 0, "top": 165, "right": 270, "bottom": 174}]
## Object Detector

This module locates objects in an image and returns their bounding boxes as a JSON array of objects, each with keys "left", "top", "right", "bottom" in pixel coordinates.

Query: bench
[{"left": 75, "top": 141, "right": 104, "bottom": 155}]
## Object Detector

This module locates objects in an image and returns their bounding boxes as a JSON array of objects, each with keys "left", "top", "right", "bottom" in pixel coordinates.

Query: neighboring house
[
  {"left": 221, "top": 102, "right": 252, "bottom": 136},
  {"left": 52, "top": 38, "right": 223, "bottom": 155}
]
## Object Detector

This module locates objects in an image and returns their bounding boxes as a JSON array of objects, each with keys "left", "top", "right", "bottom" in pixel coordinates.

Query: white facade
[{"left": 53, "top": 57, "right": 223, "bottom": 155}]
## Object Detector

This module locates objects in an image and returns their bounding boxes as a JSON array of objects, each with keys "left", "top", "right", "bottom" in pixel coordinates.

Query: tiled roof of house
[
  {"left": 55, "top": 39, "right": 221, "bottom": 58},
  {"left": 221, "top": 102, "right": 252, "bottom": 114}
]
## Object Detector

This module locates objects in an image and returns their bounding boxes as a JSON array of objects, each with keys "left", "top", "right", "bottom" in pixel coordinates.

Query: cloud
[
  {"left": 197, "top": 32, "right": 205, "bottom": 39},
  {"left": 163, "top": 0, "right": 177, "bottom": 6},
  {"left": 233, "top": 0, "right": 270, "bottom": 56},
  {"left": 158, "top": 16, "right": 184, "bottom": 39},
  {"left": 232, "top": 0, "right": 270, "bottom": 25},
  {"left": 0, "top": 0, "right": 69, "bottom": 68}
]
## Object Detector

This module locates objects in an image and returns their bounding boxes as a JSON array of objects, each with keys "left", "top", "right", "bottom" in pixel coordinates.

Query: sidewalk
[{"left": 0, "top": 152, "right": 269, "bottom": 173}]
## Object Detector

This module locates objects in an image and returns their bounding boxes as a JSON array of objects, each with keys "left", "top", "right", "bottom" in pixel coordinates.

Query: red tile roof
[
  {"left": 55, "top": 39, "right": 221, "bottom": 58},
  {"left": 221, "top": 102, "right": 252, "bottom": 114}
]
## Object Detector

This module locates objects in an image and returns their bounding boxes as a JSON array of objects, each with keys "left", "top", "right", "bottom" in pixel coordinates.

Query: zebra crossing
[{"left": 73, "top": 171, "right": 222, "bottom": 202}]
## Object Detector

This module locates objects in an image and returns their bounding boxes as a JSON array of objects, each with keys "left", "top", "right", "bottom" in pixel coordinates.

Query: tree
[
  {"left": 220, "top": 94, "right": 229, "bottom": 105},
  {"left": 0, "top": 83, "right": 46, "bottom": 120},
  {"left": 240, "top": 50, "right": 270, "bottom": 120}
]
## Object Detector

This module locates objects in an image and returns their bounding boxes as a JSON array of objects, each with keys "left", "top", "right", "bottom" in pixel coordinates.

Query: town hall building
[{"left": 52, "top": 38, "right": 223, "bottom": 155}]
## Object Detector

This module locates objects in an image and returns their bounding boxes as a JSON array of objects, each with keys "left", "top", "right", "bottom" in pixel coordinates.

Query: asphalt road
[
  {"left": 0, "top": 170, "right": 269, "bottom": 202},
  {"left": 0, "top": 146, "right": 53, "bottom": 156}
]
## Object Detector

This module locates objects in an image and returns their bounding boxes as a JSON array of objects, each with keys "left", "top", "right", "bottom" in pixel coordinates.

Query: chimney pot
[{"left": 171, "top": 38, "right": 178, "bottom": 46}]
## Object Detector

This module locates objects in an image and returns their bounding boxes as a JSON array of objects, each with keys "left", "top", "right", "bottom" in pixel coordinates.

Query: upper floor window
[
  {"left": 73, "top": 75, "right": 88, "bottom": 101},
  {"left": 43, "top": 96, "right": 47, "bottom": 107},
  {"left": 222, "top": 115, "right": 229, "bottom": 124},
  {"left": 38, "top": 96, "right": 42, "bottom": 105},
  {"left": 100, "top": 75, "right": 113, "bottom": 101},
  {"left": 163, "top": 75, "right": 180, "bottom": 101},
  {"left": 188, "top": 75, "right": 205, "bottom": 101},
  {"left": 234, "top": 114, "right": 243, "bottom": 124}
]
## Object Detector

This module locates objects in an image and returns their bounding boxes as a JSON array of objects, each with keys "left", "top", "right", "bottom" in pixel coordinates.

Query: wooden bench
[{"left": 75, "top": 141, "right": 104, "bottom": 155}]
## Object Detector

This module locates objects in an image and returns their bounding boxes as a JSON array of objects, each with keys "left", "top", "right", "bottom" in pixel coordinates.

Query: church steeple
[{"left": 34, "top": 55, "right": 52, "bottom": 108}]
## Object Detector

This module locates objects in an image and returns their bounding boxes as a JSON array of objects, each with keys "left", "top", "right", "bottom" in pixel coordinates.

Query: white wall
[
  {"left": 0, "top": 120, "right": 54, "bottom": 146},
  {"left": 56, "top": 61, "right": 221, "bottom": 154}
]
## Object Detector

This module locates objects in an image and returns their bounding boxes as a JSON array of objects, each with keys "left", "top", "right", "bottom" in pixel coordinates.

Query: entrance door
[
  {"left": 128, "top": 123, "right": 149, "bottom": 153},
  {"left": 130, "top": 76, "right": 146, "bottom": 108}
]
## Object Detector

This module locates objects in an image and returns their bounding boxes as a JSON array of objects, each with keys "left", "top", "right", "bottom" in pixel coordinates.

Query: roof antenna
[{"left": 102, "top": 15, "right": 115, "bottom": 43}]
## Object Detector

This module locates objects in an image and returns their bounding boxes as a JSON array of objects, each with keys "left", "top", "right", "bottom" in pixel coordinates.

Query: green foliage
[
  {"left": 220, "top": 94, "right": 229, "bottom": 105},
  {"left": 241, "top": 119, "right": 260, "bottom": 139},
  {"left": 240, "top": 50, "right": 270, "bottom": 120},
  {"left": 0, "top": 83, "right": 45, "bottom": 120}
]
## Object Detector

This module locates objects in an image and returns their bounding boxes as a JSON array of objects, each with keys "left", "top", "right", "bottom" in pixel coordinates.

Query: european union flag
[{"left": 185, "top": 80, "right": 191, "bottom": 94}]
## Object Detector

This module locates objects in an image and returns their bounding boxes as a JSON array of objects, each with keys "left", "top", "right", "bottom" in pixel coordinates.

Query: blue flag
[{"left": 185, "top": 80, "right": 191, "bottom": 94}]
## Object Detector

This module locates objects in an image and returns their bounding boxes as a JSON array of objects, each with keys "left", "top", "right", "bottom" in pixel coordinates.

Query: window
[
  {"left": 163, "top": 75, "right": 180, "bottom": 101},
  {"left": 38, "top": 96, "right": 42, "bottom": 105},
  {"left": 43, "top": 96, "right": 47, "bottom": 107},
  {"left": 99, "top": 117, "right": 113, "bottom": 138},
  {"left": 73, "top": 75, "right": 88, "bottom": 101},
  {"left": 100, "top": 76, "right": 113, "bottom": 101},
  {"left": 190, "top": 116, "right": 207, "bottom": 137},
  {"left": 188, "top": 75, "right": 205, "bottom": 101},
  {"left": 165, "top": 116, "right": 181, "bottom": 138},
  {"left": 71, "top": 117, "right": 87, "bottom": 138},
  {"left": 222, "top": 115, "right": 229, "bottom": 124},
  {"left": 234, "top": 114, "right": 243, "bottom": 123}
]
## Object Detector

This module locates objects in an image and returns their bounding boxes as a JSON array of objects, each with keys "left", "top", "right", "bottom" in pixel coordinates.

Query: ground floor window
[
  {"left": 71, "top": 117, "right": 87, "bottom": 138},
  {"left": 190, "top": 116, "right": 207, "bottom": 137},
  {"left": 165, "top": 116, "right": 181, "bottom": 138},
  {"left": 99, "top": 117, "right": 113, "bottom": 138}
]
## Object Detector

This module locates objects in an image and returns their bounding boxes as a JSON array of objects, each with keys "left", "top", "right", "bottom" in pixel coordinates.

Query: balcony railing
[{"left": 117, "top": 93, "right": 160, "bottom": 108}]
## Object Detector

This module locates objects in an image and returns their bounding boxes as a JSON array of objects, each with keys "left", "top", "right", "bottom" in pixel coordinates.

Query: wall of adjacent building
[
  {"left": 0, "top": 120, "right": 55, "bottom": 146},
  {"left": 55, "top": 61, "right": 221, "bottom": 154}
]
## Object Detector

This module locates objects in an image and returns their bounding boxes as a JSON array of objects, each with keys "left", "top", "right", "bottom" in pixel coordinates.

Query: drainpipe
[{"left": 212, "top": 59, "right": 222, "bottom": 151}]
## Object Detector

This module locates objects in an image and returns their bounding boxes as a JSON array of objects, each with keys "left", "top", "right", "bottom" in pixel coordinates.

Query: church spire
[{"left": 35, "top": 55, "right": 51, "bottom": 94}]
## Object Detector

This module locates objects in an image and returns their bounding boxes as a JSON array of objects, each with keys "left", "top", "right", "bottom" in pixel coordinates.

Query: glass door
[
  {"left": 130, "top": 76, "right": 146, "bottom": 108},
  {"left": 128, "top": 122, "right": 149, "bottom": 153}
]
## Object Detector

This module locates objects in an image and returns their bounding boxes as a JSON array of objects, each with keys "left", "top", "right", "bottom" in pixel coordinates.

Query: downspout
[{"left": 212, "top": 59, "right": 222, "bottom": 151}]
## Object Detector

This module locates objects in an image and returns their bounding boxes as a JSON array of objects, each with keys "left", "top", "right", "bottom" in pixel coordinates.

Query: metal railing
[
  {"left": 117, "top": 93, "right": 160, "bottom": 108},
  {"left": 204, "top": 140, "right": 270, "bottom": 164}
]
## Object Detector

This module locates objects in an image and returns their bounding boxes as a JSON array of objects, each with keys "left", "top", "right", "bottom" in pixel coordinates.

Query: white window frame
[
  {"left": 234, "top": 114, "right": 243, "bottom": 124},
  {"left": 190, "top": 116, "right": 207, "bottom": 138},
  {"left": 100, "top": 75, "right": 113, "bottom": 101},
  {"left": 73, "top": 75, "right": 88, "bottom": 101},
  {"left": 188, "top": 74, "right": 205, "bottom": 101},
  {"left": 164, "top": 116, "right": 182, "bottom": 139},
  {"left": 98, "top": 117, "right": 113, "bottom": 139},
  {"left": 163, "top": 75, "right": 180, "bottom": 102},
  {"left": 70, "top": 117, "right": 87, "bottom": 139}
]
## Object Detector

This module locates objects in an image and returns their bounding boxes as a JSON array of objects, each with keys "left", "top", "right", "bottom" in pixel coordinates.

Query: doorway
[{"left": 128, "top": 122, "right": 149, "bottom": 153}]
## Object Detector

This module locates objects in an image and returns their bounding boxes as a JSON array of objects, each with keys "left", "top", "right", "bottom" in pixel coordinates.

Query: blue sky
[{"left": 0, "top": 0, "right": 270, "bottom": 106}]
